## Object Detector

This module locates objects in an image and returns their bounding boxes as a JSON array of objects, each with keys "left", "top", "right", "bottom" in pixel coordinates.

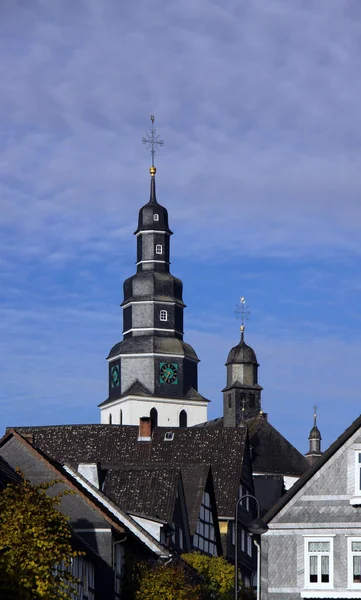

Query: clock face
[
  {"left": 160, "top": 362, "right": 178, "bottom": 384},
  {"left": 110, "top": 364, "right": 120, "bottom": 388}
]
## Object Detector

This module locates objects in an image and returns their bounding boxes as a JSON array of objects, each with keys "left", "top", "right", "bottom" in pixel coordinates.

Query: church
[{"left": 98, "top": 117, "right": 313, "bottom": 500}]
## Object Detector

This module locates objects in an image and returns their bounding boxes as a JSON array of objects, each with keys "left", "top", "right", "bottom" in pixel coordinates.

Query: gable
[{"left": 270, "top": 424, "right": 361, "bottom": 526}]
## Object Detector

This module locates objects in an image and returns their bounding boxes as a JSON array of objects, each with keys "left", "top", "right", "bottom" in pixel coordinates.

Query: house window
[
  {"left": 179, "top": 528, "right": 183, "bottom": 550},
  {"left": 348, "top": 538, "right": 361, "bottom": 587},
  {"left": 355, "top": 452, "right": 361, "bottom": 494},
  {"left": 304, "top": 537, "right": 333, "bottom": 588},
  {"left": 193, "top": 491, "right": 217, "bottom": 556},
  {"left": 156, "top": 244, "right": 162, "bottom": 254},
  {"left": 114, "top": 543, "right": 124, "bottom": 596},
  {"left": 160, "top": 310, "right": 168, "bottom": 322},
  {"left": 247, "top": 532, "right": 253, "bottom": 557},
  {"left": 153, "top": 214, "right": 159, "bottom": 222}
]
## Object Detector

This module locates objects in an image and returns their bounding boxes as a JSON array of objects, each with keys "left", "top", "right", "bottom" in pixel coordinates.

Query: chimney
[{"left": 138, "top": 417, "right": 152, "bottom": 440}]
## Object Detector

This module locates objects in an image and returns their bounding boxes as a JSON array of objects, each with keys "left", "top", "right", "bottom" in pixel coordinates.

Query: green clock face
[
  {"left": 110, "top": 364, "right": 120, "bottom": 388},
  {"left": 160, "top": 362, "right": 178, "bottom": 384}
]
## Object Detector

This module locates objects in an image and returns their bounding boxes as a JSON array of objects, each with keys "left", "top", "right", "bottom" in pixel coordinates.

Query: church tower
[
  {"left": 223, "top": 324, "right": 263, "bottom": 427},
  {"left": 99, "top": 117, "right": 208, "bottom": 427}
]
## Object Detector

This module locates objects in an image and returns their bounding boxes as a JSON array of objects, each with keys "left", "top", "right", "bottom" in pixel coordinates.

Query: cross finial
[
  {"left": 142, "top": 115, "right": 164, "bottom": 175},
  {"left": 235, "top": 297, "right": 251, "bottom": 338},
  {"left": 313, "top": 405, "right": 317, "bottom": 427}
]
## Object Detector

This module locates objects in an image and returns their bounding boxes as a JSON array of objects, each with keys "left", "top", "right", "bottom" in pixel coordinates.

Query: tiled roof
[
  {"left": 11, "top": 424, "right": 248, "bottom": 518},
  {"left": 103, "top": 466, "right": 180, "bottom": 523}
]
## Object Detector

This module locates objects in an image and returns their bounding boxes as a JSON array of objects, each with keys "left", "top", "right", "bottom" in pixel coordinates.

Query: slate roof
[
  {"left": 195, "top": 413, "right": 309, "bottom": 478},
  {"left": 0, "top": 430, "right": 172, "bottom": 559},
  {"left": 264, "top": 412, "right": 361, "bottom": 523},
  {"left": 99, "top": 381, "right": 209, "bottom": 408},
  {"left": 180, "top": 464, "right": 211, "bottom": 534},
  {"left": 247, "top": 413, "right": 309, "bottom": 477},
  {"left": 226, "top": 337, "right": 258, "bottom": 365},
  {"left": 0, "top": 455, "right": 21, "bottom": 489},
  {"left": 103, "top": 466, "right": 180, "bottom": 523},
  {"left": 107, "top": 335, "right": 199, "bottom": 361},
  {"left": 11, "top": 424, "right": 248, "bottom": 518}
]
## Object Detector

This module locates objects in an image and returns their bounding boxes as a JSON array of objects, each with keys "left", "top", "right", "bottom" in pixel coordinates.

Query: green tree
[
  {"left": 183, "top": 553, "right": 234, "bottom": 599},
  {"left": 0, "top": 471, "right": 81, "bottom": 600},
  {"left": 133, "top": 561, "right": 205, "bottom": 600}
]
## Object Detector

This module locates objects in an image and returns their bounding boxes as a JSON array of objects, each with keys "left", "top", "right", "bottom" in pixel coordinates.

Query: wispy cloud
[{"left": 1, "top": 0, "right": 361, "bottom": 451}]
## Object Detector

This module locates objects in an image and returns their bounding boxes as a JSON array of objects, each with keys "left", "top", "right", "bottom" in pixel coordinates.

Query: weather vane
[
  {"left": 235, "top": 296, "right": 251, "bottom": 331},
  {"left": 142, "top": 115, "right": 164, "bottom": 169}
]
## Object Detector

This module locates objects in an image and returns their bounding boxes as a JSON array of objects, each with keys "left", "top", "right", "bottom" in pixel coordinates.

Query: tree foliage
[
  {"left": 183, "top": 553, "right": 234, "bottom": 599},
  {"left": 131, "top": 553, "right": 256, "bottom": 600},
  {"left": 0, "top": 471, "right": 81, "bottom": 600},
  {"left": 133, "top": 560, "right": 204, "bottom": 600}
]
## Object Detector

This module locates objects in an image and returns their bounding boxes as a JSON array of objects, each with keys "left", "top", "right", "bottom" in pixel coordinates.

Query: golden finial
[{"left": 142, "top": 115, "right": 164, "bottom": 173}]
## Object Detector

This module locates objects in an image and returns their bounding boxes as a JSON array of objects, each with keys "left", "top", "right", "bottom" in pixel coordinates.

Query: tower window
[
  {"left": 119, "top": 409, "right": 123, "bottom": 425},
  {"left": 150, "top": 407, "right": 158, "bottom": 429},
  {"left": 249, "top": 393, "right": 255, "bottom": 409},
  {"left": 179, "top": 410, "right": 187, "bottom": 427},
  {"left": 228, "top": 394, "right": 232, "bottom": 409},
  {"left": 153, "top": 214, "right": 159, "bottom": 222},
  {"left": 160, "top": 310, "right": 168, "bottom": 322},
  {"left": 156, "top": 244, "right": 162, "bottom": 254},
  {"left": 109, "top": 414, "right": 112, "bottom": 424}
]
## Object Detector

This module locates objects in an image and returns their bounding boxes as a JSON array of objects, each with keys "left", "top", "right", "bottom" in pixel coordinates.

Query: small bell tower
[{"left": 223, "top": 298, "right": 263, "bottom": 427}]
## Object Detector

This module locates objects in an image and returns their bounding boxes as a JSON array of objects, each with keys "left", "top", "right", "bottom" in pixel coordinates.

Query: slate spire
[{"left": 305, "top": 406, "right": 322, "bottom": 465}]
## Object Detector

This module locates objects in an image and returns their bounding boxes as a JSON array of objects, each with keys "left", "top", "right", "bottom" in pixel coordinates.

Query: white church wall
[{"left": 100, "top": 395, "right": 207, "bottom": 427}]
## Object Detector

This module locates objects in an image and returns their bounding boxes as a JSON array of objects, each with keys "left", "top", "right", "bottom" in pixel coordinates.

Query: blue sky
[{"left": 1, "top": 0, "right": 361, "bottom": 454}]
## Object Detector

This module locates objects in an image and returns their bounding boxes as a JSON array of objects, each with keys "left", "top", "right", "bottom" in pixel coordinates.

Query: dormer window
[
  {"left": 164, "top": 432, "right": 174, "bottom": 441},
  {"left": 160, "top": 310, "right": 168, "bottom": 322},
  {"left": 156, "top": 244, "right": 162, "bottom": 254},
  {"left": 153, "top": 214, "right": 159, "bottom": 222}
]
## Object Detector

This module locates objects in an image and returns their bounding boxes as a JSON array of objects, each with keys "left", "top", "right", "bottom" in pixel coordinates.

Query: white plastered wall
[{"left": 100, "top": 395, "right": 207, "bottom": 427}]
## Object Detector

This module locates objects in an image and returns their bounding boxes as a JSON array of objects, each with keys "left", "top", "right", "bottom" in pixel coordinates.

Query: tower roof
[
  {"left": 134, "top": 172, "right": 173, "bottom": 235},
  {"left": 309, "top": 408, "right": 322, "bottom": 440},
  {"left": 226, "top": 328, "right": 258, "bottom": 366}
]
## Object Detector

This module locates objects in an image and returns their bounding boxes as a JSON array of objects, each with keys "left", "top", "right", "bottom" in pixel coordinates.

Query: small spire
[
  {"left": 240, "top": 324, "right": 245, "bottom": 342},
  {"left": 306, "top": 405, "right": 322, "bottom": 465}
]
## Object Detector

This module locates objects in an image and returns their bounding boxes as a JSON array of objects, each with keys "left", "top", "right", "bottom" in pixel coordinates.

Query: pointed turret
[{"left": 305, "top": 407, "right": 322, "bottom": 465}]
